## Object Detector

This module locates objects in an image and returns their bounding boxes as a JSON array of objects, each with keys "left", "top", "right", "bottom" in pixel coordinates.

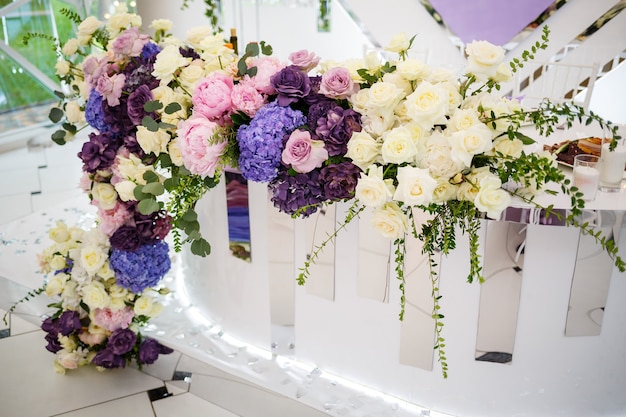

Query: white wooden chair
[{"left": 512, "top": 60, "right": 600, "bottom": 111}]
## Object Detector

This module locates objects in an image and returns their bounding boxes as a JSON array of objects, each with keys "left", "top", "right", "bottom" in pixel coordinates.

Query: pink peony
[
  {"left": 111, "top": 27, "right": 150, "bottom": 59},
  {"left": 98, "top": 202, "right": 132, "bottom": 236},
  {"left": 231, "top": 80, "right": 266, "bottom": 117},
  {"left": 247, "top": 56, "right": 285, "bottom": 95},
  {"left": 178, "top": 115, "right": 227, "bottom": 177},
  {"left": 192, "top": 72, "right": 234, "bottom": 122},
  {"left": 319, "top": 67, "right": 359, "bottom": 99},
  {"left": 96, "top": 72, "right": 125, "bottom": 106},
  {"left": 281, "top": 129, "right": 328, "bottom": 173},
  {"left": 288, "top": 49, "right": 320, "bottom": 72},
  {"left": 94, "top": 306, "right": 135, "bottom": 332}
]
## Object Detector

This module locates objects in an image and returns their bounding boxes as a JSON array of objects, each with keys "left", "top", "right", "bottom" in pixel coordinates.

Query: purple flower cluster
[
  {"left": 110, "top": 240, "right": 171, "bottom": 293},
  {"left": 41, "top": 310, "right": 82, "bottom": 353},
  {"left": 138, "top": 337, "right": 174, "bottom": 365},
  {"left": 78, "top": 131, "right": 123, "bottom": 173},
  {"left": 237, "top": 101, "right": 306, "bottom": 182},
  {"left": 109, "top": 209, "right": 172, "bottom": 251},
  {"left": 85, "top": 90, "right": 111, "bottom": 133},
  {"left": 315, "top": 105, "right": 362, "bottom": 156},
  {"left": 269, "top": 169, "right": 325, "bottom": 216},
  {"left": 271, "top": 65, "right": 311, "bottom": 106}
]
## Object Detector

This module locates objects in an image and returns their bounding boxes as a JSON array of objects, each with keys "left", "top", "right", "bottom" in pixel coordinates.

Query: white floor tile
[
  {"left": 0, "top": 194, "right": 32, "bottom": 224},
  {"left": 0, "top": 331, "right": 164, "bottom": 417},
  {"left": 165, "top": 380, "right": 189, "bottom": 395},
  {"left": 55, "top": 393, "right": 155, "bottom": 417},
  {"left": 152, "top": 392, "right": 238, "bottom": 417}
]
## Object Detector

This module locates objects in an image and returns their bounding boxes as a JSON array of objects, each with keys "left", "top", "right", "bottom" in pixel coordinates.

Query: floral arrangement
[{"left": 14, "top": 5, "right": 624, "bottom": 377}]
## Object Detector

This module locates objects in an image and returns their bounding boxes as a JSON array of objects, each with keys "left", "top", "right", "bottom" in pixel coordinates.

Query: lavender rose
[
  {"left": 92, "top": 349, "right": 126, "bottom": 368},
  {"left": 319, "top": 67, "right": 359, "bottom": 99},
  {"left": 288, "top": 50, "right": 320, "bottom": 72},
  {"left": 271, "top": 65, "right": 311, "bottom": 106},
  {"left": 107, "top": 328, "right": 138, "bottom": 355},
  {"left": 281, "top": 129, "right": 328, "bottom": 173},
  {"left": 138, "top": 338, "right": 174, "bottom": 365}
]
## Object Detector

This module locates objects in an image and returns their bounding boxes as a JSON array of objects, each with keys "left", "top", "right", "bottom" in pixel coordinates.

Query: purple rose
[
  {"left": 138, "top": 338, "right": 174, "bottom": 365},
  {"left": 92, "top": 349, "right": 127, "bottom": 368},
  {"left": 319, "top": 67, "right": 359, "bottom": 99},
  {"left": 78, "top": 132, "right": 123, "bottom": 173},
  {"left": 110, "top": 225, "right": 143, "bottom": 251},
  {"left": 127, "top": 85, "right": 154, "bottom": 125},
  {"left": 319, "top": 161, "right": 361, "bottom": 200},
  {"left": 315, "top": 106, "right": 362, "bottom": 157},
  {"left": 107, "top": 328, "right": 137, "bottom": 355},
  {"left": 57, "top": 310, "right": 82, "bottom": 336},
  {"left": 271, "top": 65, "right": 311, "bottom": 106}
]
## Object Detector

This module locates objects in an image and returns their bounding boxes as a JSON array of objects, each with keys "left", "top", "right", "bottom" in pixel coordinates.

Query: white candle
[
  {"left": 573, "top": 165, "right": 600, "bottom": 200},
  {"left": 599, "top": 143, "right": 626, "bottom": 187}
]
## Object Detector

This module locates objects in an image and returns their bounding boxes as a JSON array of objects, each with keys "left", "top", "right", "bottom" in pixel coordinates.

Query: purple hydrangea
[
  {"left": 269, "top": 169, "right": 325, "bottom": 216},
  {"left": 237, "top": 102, "right": 306, "bottom": 182},
  {"left": 92, "top": 349, "right": 126, "bottom": 368},
  {"left": 107, "top": 328, "right": 137, "bottom": 355},
  {"left": 271, "top": 65, "right": 311, "bottom": 106},
  {"left": 138, "top": 337, "right": 174, "bottom": 365},
  {"left": 319, "top": 161, "right": 361, "bottom": 201},
  {"left": 315, "top": 106, "right": 362, "bottom": 157},
  {"left": 110, "top": 240, "right": 171, "bottom": 294},
  {"left": 85, "top": 90, "right": 113, "bottom": 133},
  {"left": 141, "top": 42, "right": 161, "bottom": 61},
  {"left": 78, "top": 131, "right": 123, "bottom": 173}
]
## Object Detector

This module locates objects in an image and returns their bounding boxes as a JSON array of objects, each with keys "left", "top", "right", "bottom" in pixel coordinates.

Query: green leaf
[
  {"left": 164, "top": 102, "right": 182, "bottom": 114},
  {"left": 142, "top": 115, "right": 159, "bottom": 132},
  {"left": 137, "top": 198, "right": 161, "bottom": 214},
  {"left": 245, "top": 42, "right": 260, "bottom": 57},
  {"left": 143, "top": 171, "right": 159, "bottom": 183},
  {"left": 62, "top": 122, "right": 77, "bottom": 133},
  {"left": 133, "top": 184, "right": 150, "bottom": 200},
  {"left": 53, "top": 90, "right": 65, "bottom": 99},
  {"left": 51, "top": 130, "right": 67, "bottom": 145},
  {"left": 144, "top": 100, "right": 163, "bottom": 112},
  {"left": 158, "top": 122, "right": 176, "bottom": 130},
  {"left": 513, "top": 131, "right": 537, "bottom": 145},
  {"left": 49, "top": 107, "right": 64, "bottom": 123},
  {"left": 237, "top": 59, "right": 248, "bottom": 77},
  {"left": 191, "top": 238, "right": 211, "bottom": 257},
  {"left": 260, "top": 41, "right": 273, "bottom": 55},
  {"left": 163, "top": 176, "right": 179, "bottom": 190},
  {"left": 182, "top": 210, "right": 198, "bottom": 222},
  {"left": 142, "top": 182, "right": 165, "bottom": 196}
]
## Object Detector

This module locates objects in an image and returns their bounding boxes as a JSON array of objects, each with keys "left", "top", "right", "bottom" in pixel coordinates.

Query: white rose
[
  {"left": 65, "top": 100, "right": 84, "bottom": 124},
  {"left": 428, "top": 67, "right": 456, "bottom": 83},
  {"left": 385, "top": 32, "right": 411, "bottom": 54},
  {"left": 114, "top": 180, "right": 137, "bottom": 202},
  {"left": 55, "top": 60, "right": 70, "bottom": 76},
  {"left": 474, "top": 186, "right": 511, "bottom": 219},
  {"left": 150, "top": 302, "right": 164, "bottom": 317},
  {"left": 465, "top": 40, "right": 505, "bottom": 80},
  {"left": 49, "top": 221, "right": 71, "bottom": 243},
  {"left": 136, "top": 125, "right": 171, "bottom": 156},
  {"left": 350, "top": 89, "right": 370, "bottom": 114},
  {"left": 49, "top": 254, "right": 68, "bottom": 272},
  {"left": 82, "top": 281, "right": 110, "bottom": 310},
  {"left": 449, "top": 123, "right": 494, "bottom": 167},
  {"left": 366, "top": 81, "right": 405, "bottom": 113},
  {"left": 393, "top": 166, "right": 437, "bottom": 206},
  {"left": 439, "top": 81, "right": 462, "bottom": 110},
  {"left": 363, "top": 51, "right": 383, "bottom": 73},
  {"left": 178, "top": 61, "right": 206, "bottom": 91},
  {"left": 80, "top": 244, "right": 107, "bottom": 275},
  {"left": 186, "top": 26, "right": 213, "bottom": 48},
  {"left": 355, "top": 165, "right": 393, "bottom": 208},
  {"left": 419, "top": 132, "right": 463, "bottom": 179},
  {"left": 468, "top": 166, "right": 501, "bottom": 189},
  {"left": 381, "top": 72, "right": 413, "bottom": 96},
  {"left": 447, "top": 108, "right": 481, "bottom": 132},
  {"left": 432, "top": 180, "right": 458, "bottom": 203},
  {"left": 371, "top": 202, "right": 408, "bottom": 240},
  {"left": 150, "top": 19, "right": 173, "bottom": 32},
  {"left": 361, "top": 112, "right": 397, "bottom": 138},
  {"left": 167, "top": 138, "right": 185, "bottom": 167},
  {"left": 457, "top": 181, "right": 479, "bottom": 202},
  {"left": 107, "top": 12, "right": 141, "bottom": 35},
  {"left": 77, "top": 16, "right": 102, "bottom": 40},
  {"left": 404, "top": 81, "right": 449, "bottom": 128},
  {"left": 160, "top": 90, "right": 190, "bottom": 126},
  {"left": 152, "top": 44, "right": 192, "bottom": 85},
  {"left": 62, "top": 38, "right": 79, "bottom": 56},
  {"left": 395, "top": 59, "right": 431, "bottom": 82},
  {"left": 91, "top": 182, "right": 118, "bottom": 210},
  {"left": 381, "top": 126, "right": 418, "bottom": 164},
  {"left": 45, "top": 273, "right": 66, "bottom": 297},
  {"left": 116, "top": 153, "right": 151, "bottom": 184},
  {"left": 56, "top": 349, "right": 81, "bottom": 370},
  {"left": 493, "top": 62, "right": 512, "bottom": 82},
  {"left": 61, "top": 281, "right": 80, "bottom": 310},
  {"left": 490, "top": 137, "right": 524, "bottom": 158},
  {"left": 346, "top": 131, "right": 381, "bottom": 170},
  {"left": 98, "top": 262, "right": 115, "bottom": 280},
  {"left": 133, "top": 295, "right": 154, "bottom": 316}
]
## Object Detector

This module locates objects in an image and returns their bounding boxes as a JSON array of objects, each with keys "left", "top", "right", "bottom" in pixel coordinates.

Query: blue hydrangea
[
  {"left": 110, "top": 241, "right": 171, "bottom": 294},
  {"left": 237, "top": 102, "right": 306, "bottom": 182},
  {"left": 85, "top": 89, "right": 113, "bottom": 133}
]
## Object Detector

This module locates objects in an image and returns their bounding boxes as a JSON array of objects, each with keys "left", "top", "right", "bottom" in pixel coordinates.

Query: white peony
[
  {"left": 355, "top": 165, "right": 393, "bottom": 208},
  {"left": 419, "top": 132, "right": 464, "bottom": 180},
  {"left": 393, "top": 165, "right": 438, "bottom": 206}
]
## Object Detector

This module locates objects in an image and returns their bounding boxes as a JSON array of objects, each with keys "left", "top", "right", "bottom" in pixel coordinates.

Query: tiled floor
[{"left": 0, "top": 128, "right": 330, "bottom": 417}]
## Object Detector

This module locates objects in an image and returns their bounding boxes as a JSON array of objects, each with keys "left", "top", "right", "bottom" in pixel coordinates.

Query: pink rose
[
  {"left": 94, "top": 307, "right": 135, "bottom": 332},
  {"left": 288, "top": 50, "right": 320, "bottom": 72},
  {"left": 319, "top": 67, "right": 359, "bottom": 99},
  {"left": 248, "top": 56, "right": 285, "bottom": 94},
  {"left": 192, "top": 72, "right": 234, "bottom": 122},
  {"left": 281, "top": 129, "right": 328, "bottom": 173},
  {"left": 111, "top": 27, "right": 149, "bottom": 59},
  {"left": 178, "top": 115, "right": 227, "bottom": 177},
  {"left": 96, "top": 72, "right": 125, "bottom": 106},
  {"left": 231, "top": 80, "right": 266, "bottom": 117}
]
